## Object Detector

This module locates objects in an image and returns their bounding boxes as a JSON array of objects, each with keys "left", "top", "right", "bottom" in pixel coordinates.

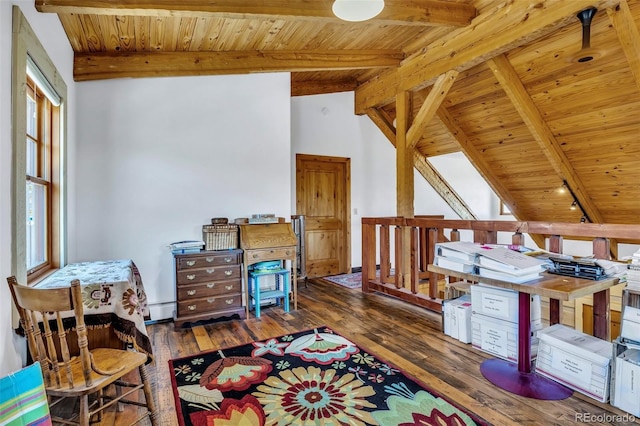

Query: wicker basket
[{"left": 203, "top": 224, "right": 239, "bottom": 250}]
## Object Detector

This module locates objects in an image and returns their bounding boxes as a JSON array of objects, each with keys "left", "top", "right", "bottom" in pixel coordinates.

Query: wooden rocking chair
[{"left": 7, "top": 276, "right": 158, "bottom": 426}]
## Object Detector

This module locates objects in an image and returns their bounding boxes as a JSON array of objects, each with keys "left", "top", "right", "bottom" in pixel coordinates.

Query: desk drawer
[
  {"left": 177, "top": 264, "right": 240, "bottom": 284},
  {"left": 177, "top": 280, "right": 241, "bottom": 300},
  {"left": 177, "top": 294, "right": 242, "bottom": 317},
  {"left": 247, "top": 247, "right": 295, "bottom": 262},
  {"left": 178, "top": 253, "right": 240, "bottom": 270}
]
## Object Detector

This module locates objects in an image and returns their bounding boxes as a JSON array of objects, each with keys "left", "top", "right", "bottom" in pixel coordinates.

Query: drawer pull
[
  {"left": 207, "top": 283, "right": 216, "bottom": 289},
  {"left": 285, "top": 250, "right": 291, "bottom": 255},
  {"left": 224, "top": 270, "right": 233, "bottom": 276},
  {"left": 225, "top": 299, "right": 234, "bottom": 305},
  {"left": 187, "top": 290, "right": 196, "bottom": 296},
  {"left": 224, "top": 257, "right": 233, "bottom": 263},
  {"left": 188, "top": 305, "right": 196, "bottom": 311},
  {"left": 225, "top": 285, "right": 233, "bottom": 290},
  {"left": 206, "top": 268, "right": 216, "bottom": 274},
  {"left": 207, "top": 298, "right": 216, "bottom": 304},
  {"left": 205, "top": 257, "right": 215, "bottom": 263},
  {"left": 186, "top": 260, "right": 196, "bottom": 266},
  {"left": 186, "top": 274, "right": 196, "bottom": 280},
  {"left": 252, "top": 254, "right": 259, "bottom": 259}
]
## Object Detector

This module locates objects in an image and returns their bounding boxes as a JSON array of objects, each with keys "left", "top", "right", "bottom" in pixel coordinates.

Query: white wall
[
  {"left": 0, "top": 1, "right": 76, "bottom": 376},
  {"left": 75, "top": 73, "right": 291, "bottom": 320}
]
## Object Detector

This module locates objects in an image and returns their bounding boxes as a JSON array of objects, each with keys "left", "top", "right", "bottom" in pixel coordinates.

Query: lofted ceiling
[{"left": 36, "top": 0, "right": 640, "bottom": 240}]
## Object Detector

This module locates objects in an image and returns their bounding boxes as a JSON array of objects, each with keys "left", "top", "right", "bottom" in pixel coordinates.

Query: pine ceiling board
[
  {"left": 295, "top": 22, "right": 334, "bottom": 50},
  {"left": 158, "top": 17, "right": 178, "bottom": 51},
  {"left": 177, "top": 17, "right": 201, "bottom": 51},
  {"left": 254, "top": 19, "right": 286, "bottom": 50},
  {"left": 417, "top": 142, "right": 461, "bottom": 158},
  {"left": 96, "top": 15, "right": 121, "bottom": 51},
  {"left": 133, "top": 16, "right": 151, "bottom": 51},
  {"left": 447, "top": 102, "right": 528, "bottom": 137},
  {"left": 193, "top": 17, "right": 221, "bottom": 50},
  {"left": 547, "top": 101, "right": 640, "bottom": 134},
  {"left": 559, "top": 126, "right": 640, "bottom": 154},
  {"left": 76, "top": 14, "right": 104, "bottom": 52},
  {"left": 148, "top": 16, "right": 164, "bottom": 51},
  {"left": 522, "top": 56, "right": 631, "bottom": 101},
  {"left": 530, "top": 73, "right": 640, "bottom": 119},
  {"left": 111, "top": 15, "right": 137, "bottom": 52},
  {"left": 186, "top": 17, "right": 212, "bottom": 51},
  {"left": 356, "top": 68, "right": 389, "bottom": 83},
  {"left": 439, "top": 64, "right": 497, "bottom": 107},
  {"left": 58, "top": 14, "right": 89, "bottom": 52}
]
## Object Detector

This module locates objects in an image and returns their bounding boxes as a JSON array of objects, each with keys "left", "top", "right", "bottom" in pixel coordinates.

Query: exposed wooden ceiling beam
[
  {"left": 407, "top": 70, "right": 458, "bottom": 148},
  {"left": 291, "top": 79, "right": 357, "bottom": 97},
  {"left": 366, "top": 107, "right": 477, "bottom": 220},
  {"left": 486, "top": 53, "right": 604, "bottom": 225},
  {"left": 607, "top": 0, "right": 640, "bottom": 92},
  {"left": 73, "top": 50, "right": 403, "bottom": 81},
  {"left": 35, "top": 0, "right": 476, "bottom": 27},
  {"left": 355, "top": 0, "right": 619, "bottom": 114}
]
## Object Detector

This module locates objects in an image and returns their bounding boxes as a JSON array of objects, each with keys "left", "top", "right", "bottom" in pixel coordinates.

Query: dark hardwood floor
[{"left": 61, "top": 278, "right": 638, "bottom": 425}]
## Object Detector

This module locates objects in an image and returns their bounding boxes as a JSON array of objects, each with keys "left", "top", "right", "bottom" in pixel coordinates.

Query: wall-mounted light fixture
[{"left": 332, "top": 0, "right": 385, "bottom": 22}]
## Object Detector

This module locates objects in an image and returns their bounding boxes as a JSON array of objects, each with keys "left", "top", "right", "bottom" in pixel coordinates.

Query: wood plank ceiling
[{"left": 37, "top": 0, "right": 640, "bottom": 239}]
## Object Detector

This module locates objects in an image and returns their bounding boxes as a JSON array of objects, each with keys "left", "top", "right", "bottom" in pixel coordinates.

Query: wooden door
[{"left": 296, "top": 154, "right": 350, "bottom": 278}]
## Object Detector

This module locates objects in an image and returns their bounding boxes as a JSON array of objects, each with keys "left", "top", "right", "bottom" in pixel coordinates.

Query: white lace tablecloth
[{"left": 35, "top": 259, "right": 152, "bottom": 357}]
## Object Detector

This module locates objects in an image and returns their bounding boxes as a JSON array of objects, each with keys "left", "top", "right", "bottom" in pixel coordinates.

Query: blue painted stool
[{"left": 248, "top": 268, "right": 290, "bottom": 318}]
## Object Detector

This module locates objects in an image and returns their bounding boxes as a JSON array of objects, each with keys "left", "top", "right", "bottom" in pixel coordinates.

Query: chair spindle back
[{"left": 7, "top": 277, "right": 94, "bottom": 390}]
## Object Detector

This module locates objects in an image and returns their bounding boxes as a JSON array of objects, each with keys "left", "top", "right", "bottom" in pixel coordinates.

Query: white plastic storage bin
[
  {"left": 610, "top": 338, "right": 640, "bottom": 416},
  {"left": 471, "top": 284, "right": 541, "bottom": 323},
  {"left": 471, "top": 312, "right": 542, "bottom": 363},
  {"left": 535, "top": 324, "right": 612, "bottom": 403}
]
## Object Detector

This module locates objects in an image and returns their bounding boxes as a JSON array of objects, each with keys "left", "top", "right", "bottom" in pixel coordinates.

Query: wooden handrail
[{"left": 361, "top": 217, "right": 640, "bottom": 317}]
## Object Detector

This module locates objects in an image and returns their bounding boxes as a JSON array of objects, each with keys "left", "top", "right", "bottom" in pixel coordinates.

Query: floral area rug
[
  {"left": 323, "top": 272, "right": 364, "bottom": 289},
  {"left": 169, "top": 326, "right": 489, "bottom": 426}
]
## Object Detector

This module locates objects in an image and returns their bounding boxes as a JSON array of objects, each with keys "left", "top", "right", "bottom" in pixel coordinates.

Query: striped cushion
[{"left": 0, "top": 362, "right": 51, "bottom": 426}]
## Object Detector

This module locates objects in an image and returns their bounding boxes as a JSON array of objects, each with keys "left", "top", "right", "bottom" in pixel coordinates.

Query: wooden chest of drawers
[{"left": 173, "top": 249, "right": 245, "bottom": 327}]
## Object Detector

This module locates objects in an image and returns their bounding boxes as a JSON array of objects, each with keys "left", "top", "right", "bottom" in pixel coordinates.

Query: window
[
  {"left": 12, "top": 6, "right": 67, "bottom": 284},
  {"left": 25, "top": 75, "right": 58, "bottom": 276}
]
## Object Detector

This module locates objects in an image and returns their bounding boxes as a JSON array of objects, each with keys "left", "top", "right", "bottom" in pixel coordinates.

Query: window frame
[
  {"left": 12, "top": 6, "right": 67, "bottom": 285},
  {"left": 25, "top": 75, "right": 57, "bottom": 278}
]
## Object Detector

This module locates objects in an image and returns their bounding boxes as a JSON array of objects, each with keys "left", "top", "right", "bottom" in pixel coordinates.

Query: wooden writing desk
[
  {"left": 239, "top": 223, "right": 297, "bottom": 318},
  {"left": 428, "top": 264, "right": 619, "bottom": 400}
]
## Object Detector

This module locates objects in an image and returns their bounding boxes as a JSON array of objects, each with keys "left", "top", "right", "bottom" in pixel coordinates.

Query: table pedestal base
[{"left": 480, "top": 359, "right": 573, "bottom": 400}]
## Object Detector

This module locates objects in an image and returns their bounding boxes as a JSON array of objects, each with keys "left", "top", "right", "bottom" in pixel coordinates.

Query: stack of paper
[
  {"left": 476, "top": 246, "right": 547, "bottom": 283},
  {"left": 627, "top": 249, "right": 640, "bottom": 291},
  {"left": 434, "top": 241, "right": 484, "bottom": 273},
  {"left": 169, "top": 240, "right": 205, "bottom": 254}
]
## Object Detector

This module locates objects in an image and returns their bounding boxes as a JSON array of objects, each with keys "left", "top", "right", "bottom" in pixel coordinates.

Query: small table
[
  {"left": 428, "top": 264, "right": 618, "bottom": 400},
  {"left": 248, "top": 268, "right": 290, "bottom": 317},
  {"left": 35, "top": 259, "right": 152, "bottom": 358}
]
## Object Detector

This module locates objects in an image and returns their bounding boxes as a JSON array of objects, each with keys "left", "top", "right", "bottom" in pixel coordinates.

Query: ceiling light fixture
[
  {"left": 332, "top": 0, "right": 385, "bottom": 22},
  {"left": 573, "top": 7, "right": 602, "bottom": 63}
]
